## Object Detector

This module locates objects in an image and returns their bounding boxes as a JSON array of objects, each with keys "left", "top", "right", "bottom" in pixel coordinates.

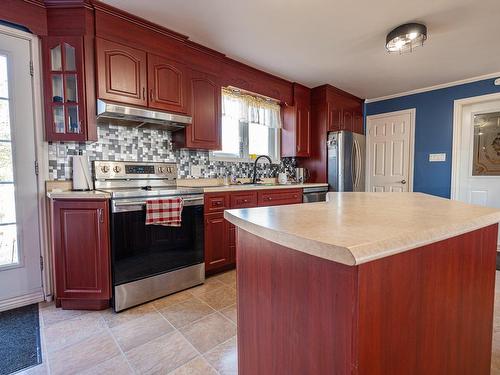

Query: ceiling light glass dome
[{"left": 386, "top": 23, "right": 427, "bottom": 54}]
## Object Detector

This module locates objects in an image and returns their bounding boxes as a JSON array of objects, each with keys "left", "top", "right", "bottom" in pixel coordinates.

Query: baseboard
[{"left": 0, "top": 290, "right": 44, "bottom": 312}]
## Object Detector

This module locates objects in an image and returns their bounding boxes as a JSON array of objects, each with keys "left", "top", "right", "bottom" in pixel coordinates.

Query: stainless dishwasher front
[{"left": 302, "top": 186, "right": 328, "bottom": 203}]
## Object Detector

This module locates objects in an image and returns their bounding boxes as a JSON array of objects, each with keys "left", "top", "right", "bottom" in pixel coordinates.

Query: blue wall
[{"left": 365, "top": 77, "right": 500, "bottom": 198}]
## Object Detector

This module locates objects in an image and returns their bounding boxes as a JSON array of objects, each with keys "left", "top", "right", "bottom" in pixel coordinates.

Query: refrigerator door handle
[
  {"left": 353, "top": 137, "right": 361, "bottom": 189},
  {"left": 351, "top": 140, "right": 357, "bottom": 188}
]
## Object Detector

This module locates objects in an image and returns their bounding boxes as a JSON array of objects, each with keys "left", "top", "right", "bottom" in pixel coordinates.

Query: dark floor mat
[{"left": 0, "top": 304, "right": 42, "bottom": 375}]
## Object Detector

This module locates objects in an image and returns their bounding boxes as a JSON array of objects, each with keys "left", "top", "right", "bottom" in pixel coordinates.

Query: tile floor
[
  {"left": 14, "top": 269, "right": 500, "bottom": 374},
  {"left": 19, "top": 270, "right": 237, "bottom": 375}
]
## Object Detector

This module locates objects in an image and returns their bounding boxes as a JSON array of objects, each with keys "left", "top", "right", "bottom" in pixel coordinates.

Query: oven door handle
[
  {"left": 112, "top": 197, "right": 204, "bottom": 212},
  {"left": 114, "top": 197, "right": 202, "bottom": 207}
]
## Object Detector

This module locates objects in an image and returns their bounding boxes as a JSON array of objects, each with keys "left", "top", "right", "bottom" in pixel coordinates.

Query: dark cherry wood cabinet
[
  {"left": 147, "top": 53, "right": 189, "bottom": 114},
  {"left": 96, "top": 38, "right": 148, "bottom": 107},
  {"left": 41, "top": 5, "right": 97, "bottom": 142},
  {"left": 341, "top": 107, "right": 353, "bottom": 131},
  {"left": 205, "top": 192, "right": 229, "bottom": 213},
  {"left": 230, "top": 191, "right": 258, "bottom": 209},
  {"left": 353, "top": 111, "right": 364, "bottom": 134},
  {"left": 257, "top": 188, "right": 302, "bottom": 207},
  {"left": 204, "top": 188, "right": 304, "bottom": 274},
  {"left": 50, "top": 199, "right": 111, "bottom": 310},
  {"left": 204, "top": 212, "right": 230, "bottom": 272},
  {"left": 43, "top": 36, "right": 87, "bottom": 141},
  {"left": 174, "top": 70, "right": 221, "bottom": 150},
  {"left": 282, "top": 83, "right": 311, "bottom": 157},
  {"left": 328, "top": 101, "right": 342, "bottom": 132},
  {"left": 8, "top": 1, "right": 367, "bottom": 150},
  {"left": 301, "top": 85, "right": 364, "bottom": 183}
]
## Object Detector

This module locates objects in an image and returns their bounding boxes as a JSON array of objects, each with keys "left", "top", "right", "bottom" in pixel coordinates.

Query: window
[
  {"left": 213, "top": 88, "right": 281, "bottom": 161},
  {"left": 0, "top": 54, "right": 18, "bottom": 266}
]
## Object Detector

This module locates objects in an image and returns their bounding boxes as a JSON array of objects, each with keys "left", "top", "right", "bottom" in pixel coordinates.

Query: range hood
[{"left": 96, "top": 99, "right": 192, "bottom": 131}]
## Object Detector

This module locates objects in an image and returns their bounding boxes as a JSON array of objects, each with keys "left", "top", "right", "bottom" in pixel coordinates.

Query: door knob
[{"left": 400, "top": 180, "right": 407, "bottom": 185}]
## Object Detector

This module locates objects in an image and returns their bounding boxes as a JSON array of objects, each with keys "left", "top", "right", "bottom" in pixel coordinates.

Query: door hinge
[
  {"left": 40, "top": 256, "right": 44, "bottom": 271},
  {"left": 34, "top": 160, "right": 39, "bottom": 176},
  {"left": 29, "top": 61, "right": 34, "bottom": 77}
]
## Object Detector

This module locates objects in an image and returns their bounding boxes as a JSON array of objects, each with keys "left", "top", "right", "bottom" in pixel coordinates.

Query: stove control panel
[{"left": 94, "top": 161, "right": 178, "bottom": 181}]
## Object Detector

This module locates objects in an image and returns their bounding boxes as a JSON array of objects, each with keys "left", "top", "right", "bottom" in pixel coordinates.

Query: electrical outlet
[
  {"left": 429, "top": 153, "right": 446, "bottom": 162},
  {"left": 190, "top": 165, "right": 202, "bottom": 177}
]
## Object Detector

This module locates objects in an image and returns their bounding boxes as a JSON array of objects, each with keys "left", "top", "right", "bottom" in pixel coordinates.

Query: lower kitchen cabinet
[
  {"left": 204, "top": 188, "right": 303, "bottom": 274},
  {"left": 204, "top": 212, "right": 231, "bottom": 273},
  {"left": 257, "top": 188, "right": 302, "bottom": 206},
  {"left": 50, "top": 199, "right": 111, "bottom": 310}
]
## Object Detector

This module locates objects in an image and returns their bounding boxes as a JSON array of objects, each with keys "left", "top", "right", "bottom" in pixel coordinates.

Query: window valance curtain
[{"left": 221, "top": 88, "right": 282, "bottom": 128}]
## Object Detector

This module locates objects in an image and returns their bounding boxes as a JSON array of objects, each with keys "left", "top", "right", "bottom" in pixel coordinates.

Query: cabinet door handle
[
  {"left": 142, "top": 87, "right": 146, "bottom": 100},
  {"left": 150, "top": 88, "right": 153, "bottom": 102},
  {"left": 98, "top": 208, "right": 104, "bottom": 223}
]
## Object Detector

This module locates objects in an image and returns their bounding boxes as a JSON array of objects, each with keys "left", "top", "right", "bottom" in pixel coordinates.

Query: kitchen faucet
[{"left": 252, "top": 155, "right": 273, "bottom": 184}]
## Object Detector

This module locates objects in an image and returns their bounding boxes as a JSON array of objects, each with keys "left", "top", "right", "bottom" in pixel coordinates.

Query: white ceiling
[{"left": 102, "top": 0, "right": 500, "bottom": 99}]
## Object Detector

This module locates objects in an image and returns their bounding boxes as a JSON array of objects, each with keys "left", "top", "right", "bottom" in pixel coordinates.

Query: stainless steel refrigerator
[{"left": 327, "top": 131, "right": 365, "bottom": 192}]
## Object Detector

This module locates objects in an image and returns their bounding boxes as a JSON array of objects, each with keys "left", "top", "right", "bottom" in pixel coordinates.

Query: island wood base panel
[{"left": 236, "top": 224, "right": 498, "bottom": 375}]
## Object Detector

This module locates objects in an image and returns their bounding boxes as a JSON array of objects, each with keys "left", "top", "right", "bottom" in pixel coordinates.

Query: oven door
[{"left": 110, "top": 196, "right": 204, "bottom": 287}]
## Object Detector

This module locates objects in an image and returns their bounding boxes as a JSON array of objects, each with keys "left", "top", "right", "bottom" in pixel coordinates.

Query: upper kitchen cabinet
[
  {"left": 95, "top": 38, "right": 190, "bottom": 115},
  {"left": 301, "top": 85, "right": 364, "bottom": 183},
  {"left": 148, "top": 53, "right": 189, "bottom": 114},
  {"left": 282, "top": 83, "right": 311, "bottom": 157},
  {"left": 96, "top": 38, "right": 148, "bottom": 107},
  {"left": 42, "top": 5, "right": 97, "bottom": 142},
  {"left": 173, "top": 70, "right": 221, "bottom": 150},
  {"left": 353, "top": 111, "right": 364, "bottom": 134},
  {"left": 43, "top": 37, "right": 85, "bottom": 141},
  {"left": 321, "top": 86, "right": 364, "bottom": 134}
]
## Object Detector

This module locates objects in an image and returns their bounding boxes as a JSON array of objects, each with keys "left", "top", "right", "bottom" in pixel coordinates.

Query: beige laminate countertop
[
  {"left": 199, "top": 182, "right": 328, "bottom": 193},
  {"left": 46, "top": 190, "right": 111, "bottom": 199},
  {"left": 224, "top": 192, "right": 500, "bottom": 266}
]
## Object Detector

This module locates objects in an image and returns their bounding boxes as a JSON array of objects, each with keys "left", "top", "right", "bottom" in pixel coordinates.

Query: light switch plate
[
  {"left": 429, "top": 153, "right": 446, "bottom": 162},
  {"left": 190, "top": 165, "right": 202, "bottom": 177}
]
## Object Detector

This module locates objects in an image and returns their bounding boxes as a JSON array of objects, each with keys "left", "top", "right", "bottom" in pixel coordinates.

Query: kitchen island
[{"left": 224, "top": 192, "right": 500, "bottom": 375}]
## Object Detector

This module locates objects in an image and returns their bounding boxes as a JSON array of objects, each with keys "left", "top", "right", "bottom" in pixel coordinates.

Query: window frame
[{"left": 212, "top": 91, "right": 282, "bottom": 163}]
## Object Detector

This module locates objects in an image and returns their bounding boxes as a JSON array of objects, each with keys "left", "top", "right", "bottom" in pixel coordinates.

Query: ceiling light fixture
[{"left": 386, "top": 23, "right": 427, "bottom": 54}]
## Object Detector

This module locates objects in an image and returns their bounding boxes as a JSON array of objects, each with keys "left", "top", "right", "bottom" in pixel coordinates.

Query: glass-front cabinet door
[{"left": 43, "top": 36, "right": 86, "bottom": 141}]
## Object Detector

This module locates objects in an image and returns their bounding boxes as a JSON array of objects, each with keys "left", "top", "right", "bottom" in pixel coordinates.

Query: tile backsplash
[{"left": 48, "top": 123, "right": 297, "bottom": 180}]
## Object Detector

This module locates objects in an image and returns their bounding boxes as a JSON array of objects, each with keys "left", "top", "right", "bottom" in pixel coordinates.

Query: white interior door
[
  {"left": 456, "top": 99, "right": 500, "bottom": 248},
  {"left": 366, "top": 109, "right": 415, "bottom": 192},
  {"left": 0, "top": 30, "right": 43, "bottom": 310}
]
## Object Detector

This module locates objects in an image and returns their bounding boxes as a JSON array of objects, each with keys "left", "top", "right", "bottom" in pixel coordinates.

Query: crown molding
[{"left": 365, "top": 72, "right": 500, "bottom": 103}]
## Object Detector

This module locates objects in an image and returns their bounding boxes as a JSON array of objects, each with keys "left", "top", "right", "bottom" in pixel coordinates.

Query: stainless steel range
[{"left": 94, "top": 160, "right": 205, "bottom": 312}]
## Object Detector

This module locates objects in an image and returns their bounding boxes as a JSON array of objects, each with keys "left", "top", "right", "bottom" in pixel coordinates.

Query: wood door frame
[{"left": 365, "top": 108, "right": 416, "bottom": 192}]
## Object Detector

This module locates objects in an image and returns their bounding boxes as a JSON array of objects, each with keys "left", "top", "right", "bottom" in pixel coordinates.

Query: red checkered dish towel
[{"left": 145, "top": 197, "right": 183, "bottom": 227}]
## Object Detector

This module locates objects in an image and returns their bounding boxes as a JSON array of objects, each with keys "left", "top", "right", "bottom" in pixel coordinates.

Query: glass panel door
[
  {"left": 48, "top": 39, "right": 81, "bottom": 135},
  {"left": 0, "top": 55, "right": 18, "bottom": 267},
  {"left": 472, "top": 111, "right": 500, "bottom": 176}
]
